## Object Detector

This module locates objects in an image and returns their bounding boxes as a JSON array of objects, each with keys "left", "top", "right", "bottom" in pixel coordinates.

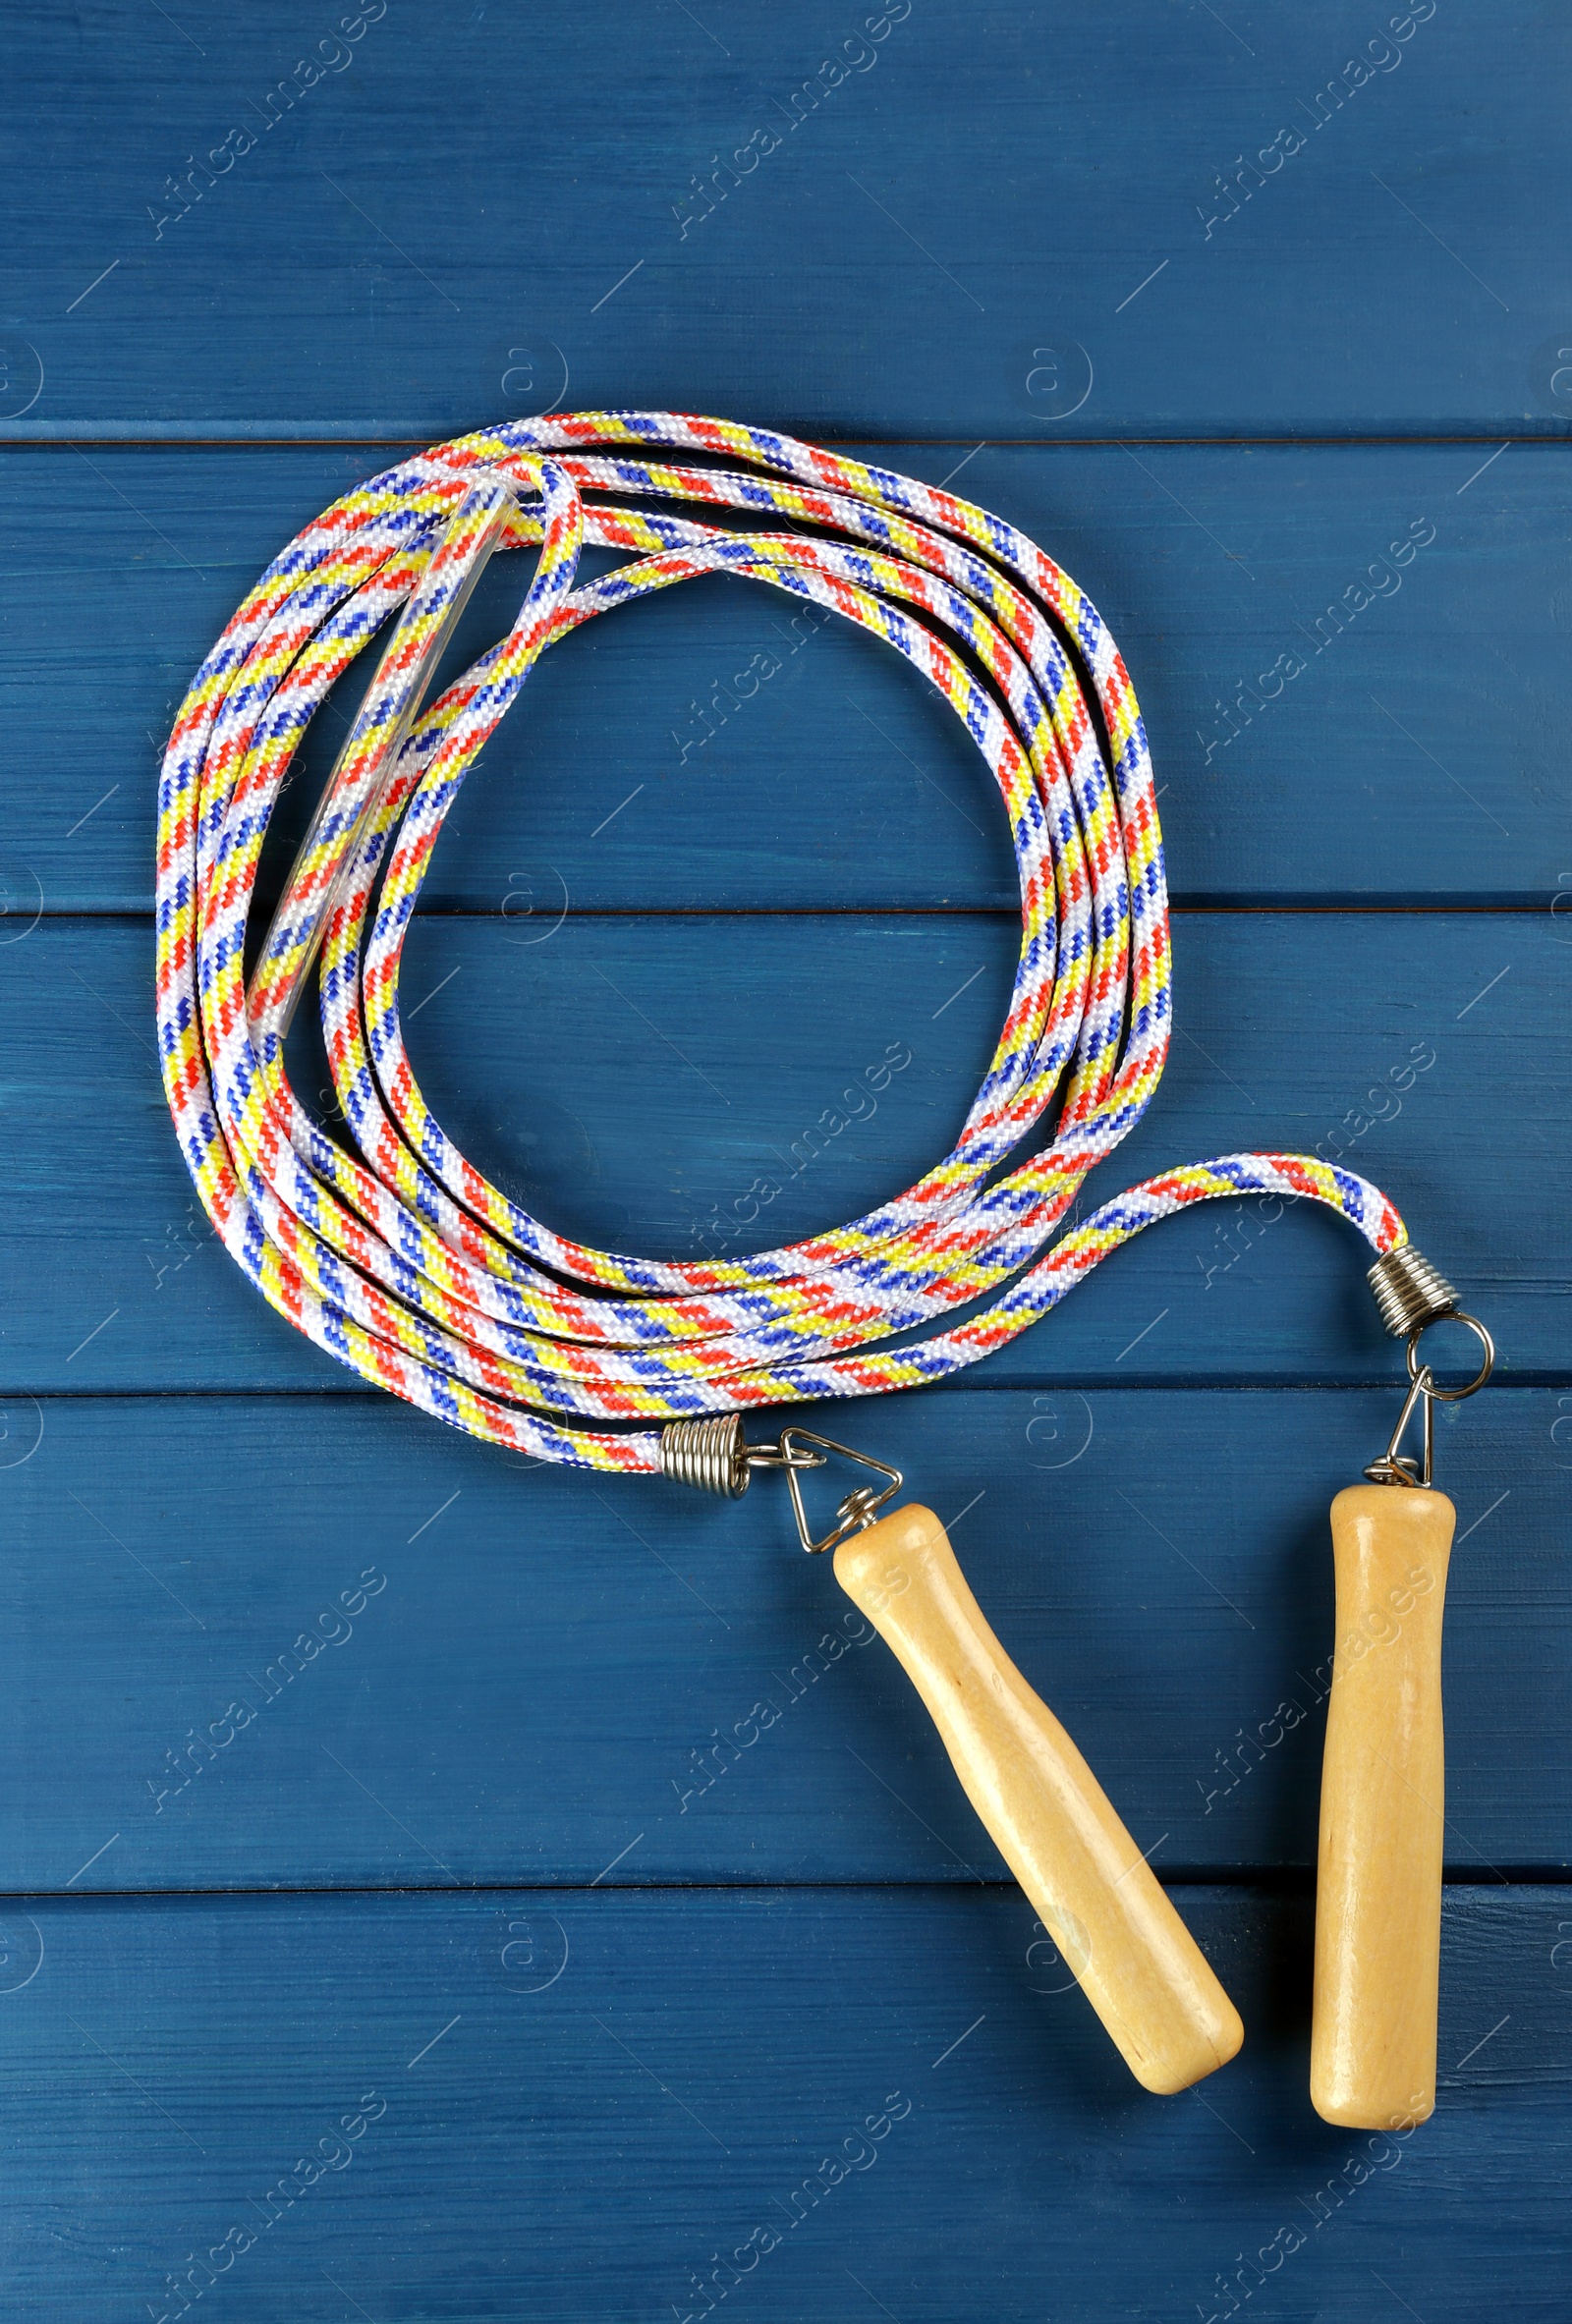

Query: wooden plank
[
  {"left": 0, "top": 1885, "right": 1565, "bottom": 2319},
  {"left": 1, "top": 4, "right": 1563, "bottom": 439},
  {"left": 7, "top": 913, "right": 1561, "bottom": 1394},
  {"left": 3, "top": 1388, "right": 1557, "bottom": 1889},
  {"left": 4, "top": 444, "right": 1567, "bottom": 910}
]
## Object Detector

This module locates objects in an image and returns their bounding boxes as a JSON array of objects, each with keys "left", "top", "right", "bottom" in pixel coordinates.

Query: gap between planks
[
  {"left": 0, "top": 1869, "right": 1564, "bottom": 1904},
  {"left": 17, "top": 904, "right": 1552, "bottom": 920},
  {"left": 15, "top": 1378, "right": 1572, "bottom": 1402},
  {"left": 0, "top": 432, "right": 1567, "bottom": 451}
]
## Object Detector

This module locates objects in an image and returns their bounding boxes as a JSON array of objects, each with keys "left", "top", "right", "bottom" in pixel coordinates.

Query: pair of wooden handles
[{"left": 835, "top": 1485, "right": 1453, "bottom": 2119}]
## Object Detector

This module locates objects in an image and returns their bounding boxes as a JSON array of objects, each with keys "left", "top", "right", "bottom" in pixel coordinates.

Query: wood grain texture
[
  {"left": 0, "top": 1390, "right": 1557, "bottom": 1891},
  {"left": 835, "top": 1503, "right": 1244, "bottom": 2091},
  {"left": 3, "top": 445, "right": 1567, "bottom": 912},
  {"left": 1312, "top": 1483, "right": 1454, "bottom": 2129},
  {"left": 0, "top": 3, "right": 1561, "bottom": 439},
  {"left": 3, "top": 913, "right": 1558, "bottom": 1393},
  {"left": 0, "top": 1886, "right": 1565, "bottom": 2322}
]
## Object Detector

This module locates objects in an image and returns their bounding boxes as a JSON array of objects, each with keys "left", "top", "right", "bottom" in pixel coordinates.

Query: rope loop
[{"left": 155, "top": 412, "right": 1406, "bottom": 1473}]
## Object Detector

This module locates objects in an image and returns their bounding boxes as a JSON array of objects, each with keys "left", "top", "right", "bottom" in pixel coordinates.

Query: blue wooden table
[{"left": 2, "top": 5, "right": 1568, "bottom": 2317}]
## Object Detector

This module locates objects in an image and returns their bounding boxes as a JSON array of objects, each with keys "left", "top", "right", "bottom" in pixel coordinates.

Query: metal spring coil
[
  {"left": 660, "top": 1414, "right": 750, "bottom": 1498},
  {"left": 1367, "top": 1245, "right": 1459, "bottom": 1338}
]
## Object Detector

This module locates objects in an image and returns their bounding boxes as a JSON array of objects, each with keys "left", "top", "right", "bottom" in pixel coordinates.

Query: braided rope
[{"left": 155, "top": 412, "right": 1406, "bottom": 1476}]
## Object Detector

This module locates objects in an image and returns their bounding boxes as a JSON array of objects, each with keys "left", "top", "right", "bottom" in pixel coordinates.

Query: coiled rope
[{"left": 155, "top": 412, "right": 1405, "bottom": 1476}]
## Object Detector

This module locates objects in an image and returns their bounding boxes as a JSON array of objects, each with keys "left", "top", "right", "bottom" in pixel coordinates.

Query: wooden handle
[
  {"left": 834, "top": 1503, "right": 1243, "bottom": 2094},
  {"left": 1312, "top": 1483, "right": 1455, "bottom": 2129}
]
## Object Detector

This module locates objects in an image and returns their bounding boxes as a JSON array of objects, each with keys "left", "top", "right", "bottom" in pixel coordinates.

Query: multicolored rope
[{"left": 155, "top": 412, "right": 1407, "bottom": 1476}]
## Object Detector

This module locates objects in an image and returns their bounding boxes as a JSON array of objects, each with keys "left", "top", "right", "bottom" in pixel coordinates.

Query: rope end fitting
[
  {"left": 1367, "top": 1245, "right": 1461, "bottom": 1339},
  {"left": 661, "top": 1417, "right": 902, "bottom": 1554},
  {"left": 660, "top": 1414, "right": 753, "bottom": 1498},
  {"left": 1364, "top": 1246, "right": 1494, "bottom": 1489},
  {"left": 660, "top": 1414, "right": 831, "bottom": 1500}
]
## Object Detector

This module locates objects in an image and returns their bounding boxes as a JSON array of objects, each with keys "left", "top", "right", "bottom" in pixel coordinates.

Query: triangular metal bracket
[{"left": 780, "top": 1427, "right": 903, "bottom": 1554}]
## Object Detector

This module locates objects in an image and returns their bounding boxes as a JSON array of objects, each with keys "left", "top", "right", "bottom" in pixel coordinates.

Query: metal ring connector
[
  {"left": 1367, "top": 1313, "right": 1494, "bottom": 1487},
  {"left": 1405, "top": 1311, "right": 1495, "bottom": 1402}
]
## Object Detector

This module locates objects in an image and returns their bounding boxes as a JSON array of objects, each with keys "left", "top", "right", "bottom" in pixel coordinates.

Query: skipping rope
[{"left": 157, "top": 410, "right": 1495, "bottom": 2120}]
